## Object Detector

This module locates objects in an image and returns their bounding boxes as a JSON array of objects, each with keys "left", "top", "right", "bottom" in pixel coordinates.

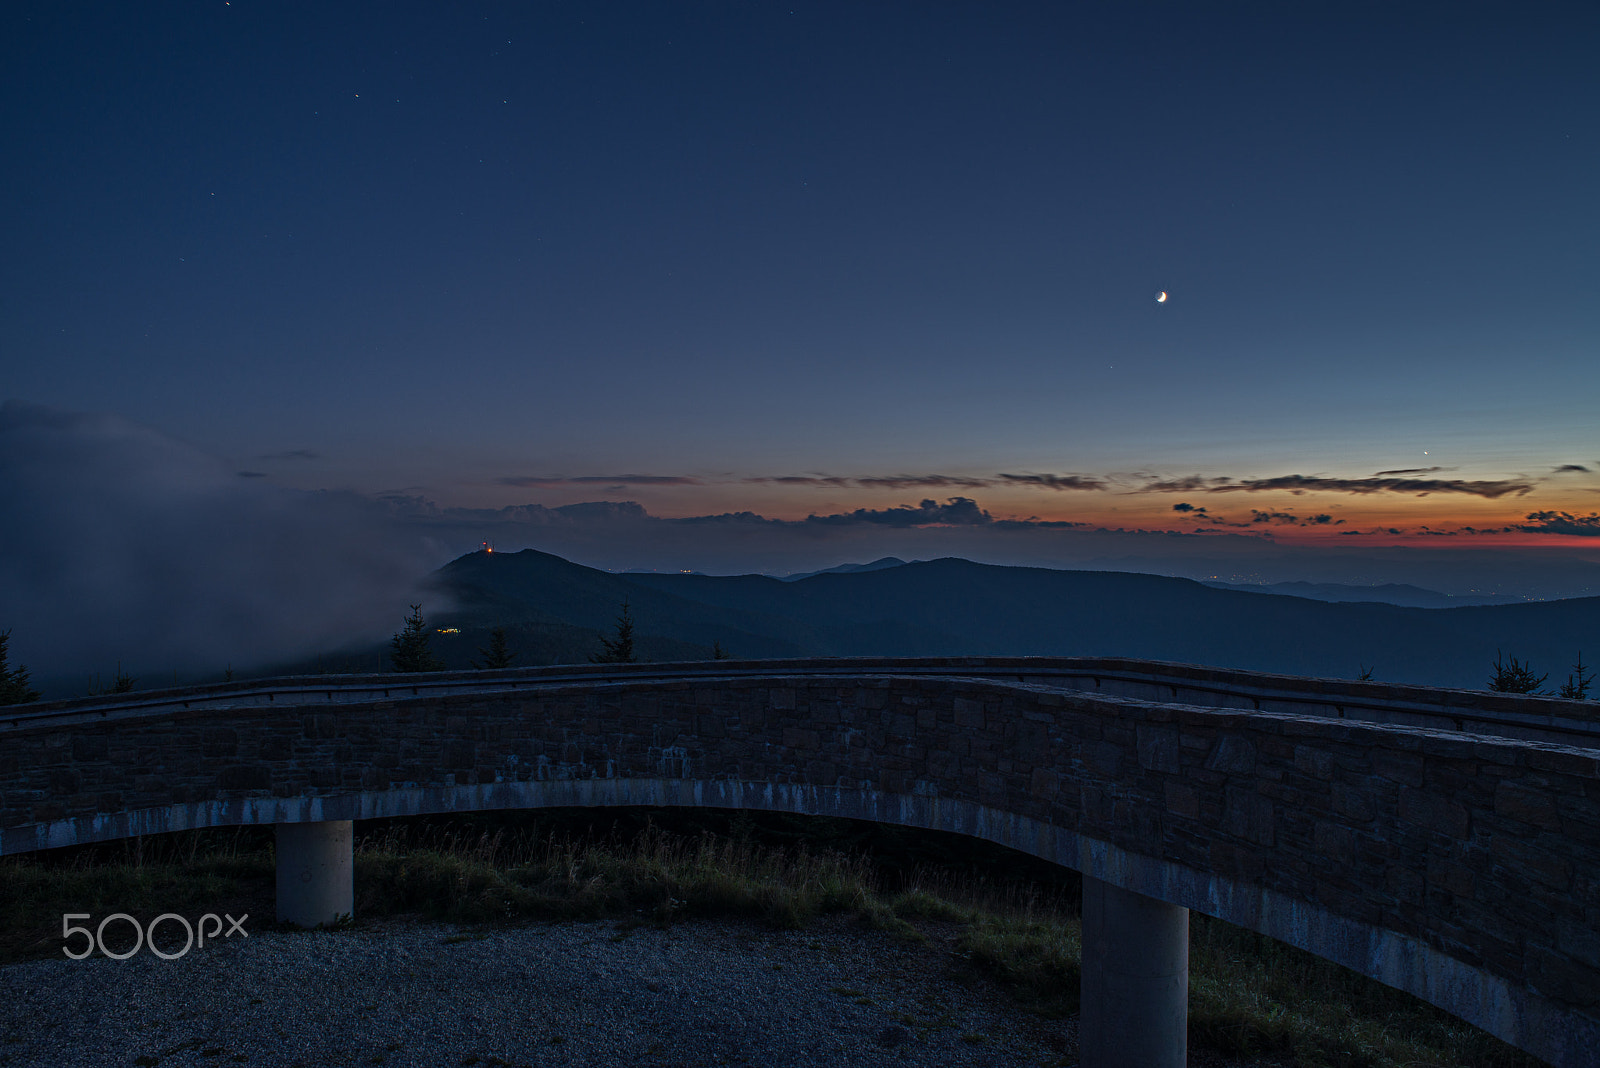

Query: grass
[
  {"left": 0, "top": 812, "right": 1544, "bottom": 1068},
  {"left": 1186, "top": 917, "right": 1540, "bottom": 1068},
  {"left": 0, "top": 827, "right": 274, "bottom": 960},
  {"left": 351, "top": 820, "right": 882, "bottom": 931}
]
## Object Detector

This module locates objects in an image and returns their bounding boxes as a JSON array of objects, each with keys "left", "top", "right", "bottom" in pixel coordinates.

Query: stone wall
[{"left": 3, "top": 670, "right": 1597, "bottom": 1065}]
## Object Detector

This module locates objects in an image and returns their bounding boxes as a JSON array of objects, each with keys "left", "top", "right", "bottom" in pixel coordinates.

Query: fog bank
[{"left": 0, "top": 402, "right": 443, "bottom": 690}]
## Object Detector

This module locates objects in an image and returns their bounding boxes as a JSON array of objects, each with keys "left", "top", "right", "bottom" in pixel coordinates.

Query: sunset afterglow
[{"left": 4, "top": 2, "right": 1599, "bottom": 662}]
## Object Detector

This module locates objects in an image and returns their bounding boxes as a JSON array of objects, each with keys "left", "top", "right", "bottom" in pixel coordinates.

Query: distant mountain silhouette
[
  {"left": 1200, "top": 580, "right": 1525, "bottom": 609},
  {"left": 427, "top": 549, "right": 946, "bottom": 661},
  {"left": 780, "top": 557, "right": 909, "bottom": 582},
  {"left": 390, "top": 549, "right": 1600, "bottom": 691},
  {"left": 250, "top": 550, "right": 1597, "bottom": 691}
]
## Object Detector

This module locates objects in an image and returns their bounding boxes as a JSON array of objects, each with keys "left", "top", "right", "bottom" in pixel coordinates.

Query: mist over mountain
[
  {"left": 0, "top": 402, "right": 440, "bottom": 694},
  {"left": 9, "top": 403, "right": 1599, "bottom": 701},
  {"left": 390, "top": 549, "right": 1600, "bottom": 692}
]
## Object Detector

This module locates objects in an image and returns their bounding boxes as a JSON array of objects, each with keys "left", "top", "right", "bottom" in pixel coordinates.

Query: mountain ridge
[
  {"left": 1199, "top": 579, "right": 1525, "bottom": 609},
  {"left": 405, "top": 549, "right": 1600, "bottom": 692}
]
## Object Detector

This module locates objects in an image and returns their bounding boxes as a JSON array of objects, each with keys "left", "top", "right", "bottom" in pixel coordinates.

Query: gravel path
[{"left": 2, "top": 915, "right": 1084, "bottom": 1068}]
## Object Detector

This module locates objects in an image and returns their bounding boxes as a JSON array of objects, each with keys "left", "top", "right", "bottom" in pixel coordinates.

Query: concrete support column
[
  {"left": 1079, "top": 874, "right": 1189, "bottom": 1068},
  {"left": 275, "top": 820, "right": 353, "bottom": 928}
]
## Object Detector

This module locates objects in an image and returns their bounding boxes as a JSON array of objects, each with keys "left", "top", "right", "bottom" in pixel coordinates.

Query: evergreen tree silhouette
[
  {"left": 1559, "top": 652, "right": 1594, "bottom": 700},
  {"left": 112, "top": 661, "right": 136, "bottom": 694},
  {"left": 474, "top": 626, "right": 515, "bottom": 670},
  {"left": 1488, "top": 650, "right": 1547, "bottom": 694},
  {"left": 391, "top": 604, "right": 446, "bottom": 672},
  {"left": 0, "top": 630, "right": 40, "bottom": 705},
  {"left": 591, "top": 602, "right": 637, "bottom": 663}
]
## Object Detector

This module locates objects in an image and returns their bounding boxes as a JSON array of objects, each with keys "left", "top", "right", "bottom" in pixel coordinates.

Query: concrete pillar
[
  {"left": 1079, "top": 874, "right": 1189, "bottom": 1068},
  {"left": 275, "top": 820, "right": 353, "bottom": 928}
]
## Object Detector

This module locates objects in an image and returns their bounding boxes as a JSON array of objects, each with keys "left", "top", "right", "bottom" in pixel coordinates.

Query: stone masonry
[{"left": 2, "top": 665, "right": 1597, "bottom": 1066}]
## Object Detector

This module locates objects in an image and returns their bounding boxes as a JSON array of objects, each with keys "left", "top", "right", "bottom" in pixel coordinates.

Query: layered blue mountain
[
  {"left": 779, "top": 558, "right": 909, "bottom": 582},
  {"left": 1199, "top": 580, "right": 1524, "bottom": 609},
  {"left": 419, "top": 549, "right": 1600, "bottom": 692}
]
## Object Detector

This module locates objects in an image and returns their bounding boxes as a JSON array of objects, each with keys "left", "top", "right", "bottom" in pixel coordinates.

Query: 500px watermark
[{"left": 62, "top": 913, "right": 248, "bottom": 960}]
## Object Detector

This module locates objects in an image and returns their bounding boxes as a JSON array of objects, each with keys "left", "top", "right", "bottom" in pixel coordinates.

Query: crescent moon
[{"left": 1156, "top": 291, "right": 1168, "bottom": 303}]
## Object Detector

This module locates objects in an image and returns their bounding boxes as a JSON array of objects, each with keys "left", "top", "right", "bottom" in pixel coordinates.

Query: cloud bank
[
  {"left": 1518, "top": 511, "right": 1600, "bottom": 536},
  {"left": 497, "top": 474, "right": 703, "bottom": 487},
  {"left": 1214, "top": 474, "right": 1535, "bottom": 499},
  {"left": 7, "top": 403, "right": 1596, "bottom": 694},
  {"left": 997, "top": 473, "right": 1108, "bottom": 491},
  {"left": 0, "top": 402, "right": 439, "bottom": 685},
  {"left": 494, "top": 468, "right": 1551, "bottom": 501},
  {"left": 803, "top": 497, "right": 993, "bottom": 527}
]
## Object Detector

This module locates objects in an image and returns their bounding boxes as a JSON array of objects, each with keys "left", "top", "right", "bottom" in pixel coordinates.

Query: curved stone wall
[{"left": 3, "top": 668, "right": 1596, "bottom": 1066}]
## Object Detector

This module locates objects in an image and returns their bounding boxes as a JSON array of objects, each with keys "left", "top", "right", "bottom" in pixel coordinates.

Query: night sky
[{"left": 5, "top": 1, "right": 1600, "bottom": 666}]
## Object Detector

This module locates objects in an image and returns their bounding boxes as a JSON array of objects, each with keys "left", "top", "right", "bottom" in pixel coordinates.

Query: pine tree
[
  {"left": 474, "top": 626, "right": 515, "bottom": 670},
  {"left": 112, "top": 661, "right": 136, "bottom": 694},
  {"left": 591, "top": 601, "right": 637, "bottom": 664},
  {"left": 712, "top": 640, "right": 732, "bottom": 660},
  {"left": 0, "top": 630, "right": 41, "bottom": 705},
  {"left": 1559, "top": 652, "right": 1594, "bottom": 700},
  {"left": 1488, "top": 651, "right": 1547, "bottom": 695},
  {"left": 390, "top": 604, "right": 446, "bottom": 672}
]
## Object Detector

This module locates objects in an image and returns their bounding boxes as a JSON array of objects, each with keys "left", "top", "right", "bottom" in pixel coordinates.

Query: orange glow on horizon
[{"left": 470, "top": 470, "right": 1600, "bottom": 553}]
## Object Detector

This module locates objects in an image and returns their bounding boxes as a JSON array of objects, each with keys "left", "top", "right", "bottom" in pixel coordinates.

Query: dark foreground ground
[{"left": 0, "top": 913, "right": 1294, "bottom": 1068}]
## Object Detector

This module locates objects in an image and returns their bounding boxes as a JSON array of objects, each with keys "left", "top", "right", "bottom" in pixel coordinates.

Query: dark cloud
[
  {"left": 236, "top": 470, "right": 268, "bottom": 479},
  {"left": 1517, "top": 511, "right": 1600, "bottom": 536},
  {"left": 1172, "top": 502, "right": 1260, "bottom": 527},
  {"left": 855, "top": 475, "right": 994, "bottom": 489},
  {"left": 675, "top": 510, "right": 785, "bottom": 526},
  {"left": 1250, "top": 510, "right": 1340, "bottom": 527},
  {"left": 497, "top": 474, "right": 702, "bottom": 487},
  {"left": 0, "top": 402, "right": 437, "bottom": 681},
  {"left": 1139, "top": 475, "right": 1229, "bottom": 493},
  {"left": 744, "top": 475, "right": 854, "bottom": 486},
  {"left": 996, "top": 473, "right": 1107, "bottom": 491},
  {"left": 257, "top": 449, "right": 322, "bottom": 462},
  {"left": 993, "top": 517, "right": 1092, "bottom": 530},
  {"left": 407, "top": 495, "right": 1094, "bottom": 535},
  {"left": 744, "top": 474, "right": 991, "bottom": 489},
  {"left": 1372, "top": 466, "right": 1447, "bottom": 477},
  {"left": 805, "top": 497, "right": 993, "bottom": 527},
  {"left": 1115, "top": 469, "right": 1558, "bottom": 500},
  {"left": 1211, "top": 474, "right": 1535, "bottom": 499},
  {"left": 497, "top": 468, "right": 1551, "bottom": 503},
  {"left": 1553, "top": 464, "right": 1591, "bottom": 474}
]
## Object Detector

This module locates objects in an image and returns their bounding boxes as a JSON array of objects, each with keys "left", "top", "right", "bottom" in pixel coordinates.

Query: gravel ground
[{"left": 2, "top": 913, "right": 1089, "bottom": 1068}]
